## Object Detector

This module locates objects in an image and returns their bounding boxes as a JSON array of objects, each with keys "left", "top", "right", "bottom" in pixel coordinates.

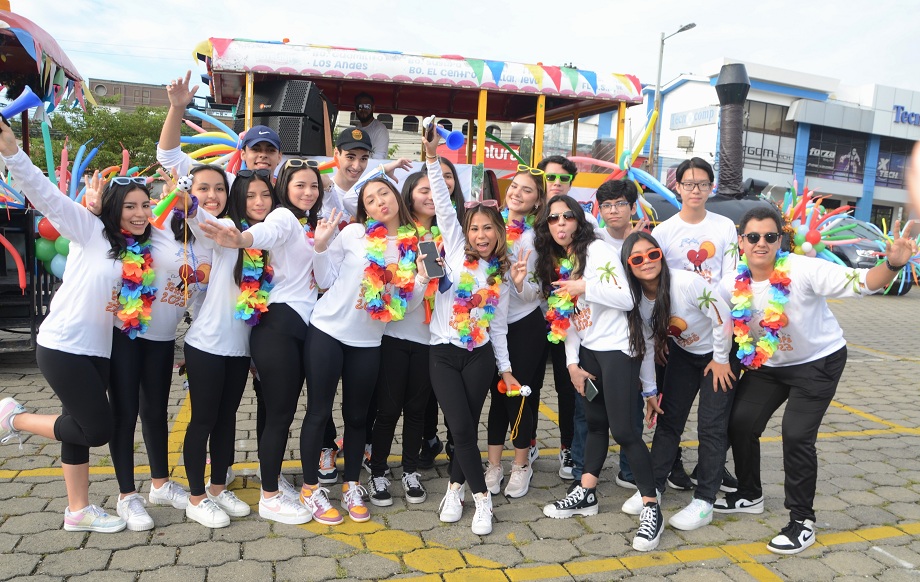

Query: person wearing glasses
[
  {"left": 651, "top": 157, "right": 739, "bottom": 493},
  {"left": 716, "top": 207, "right": 916, "bottom": 555},
  {"left": 0, "top": 121, "right": 166, "bottom": 534},
  {"left": 353, "top": 92, "right": 389, "bottom": 160},
  {"left": 618, "top": 231, "right": 738, "bottom": 535},
  {"left": 301, "top": 173, "right": 427, "bottom": 526},
  {"left": 480, "top": 164, "right": 543, "bottom": 499},
  {"left": 537, "top": 195, "right": 664, "bottom": 552},
  {"left": 198, "top": 159, "right": 330, "bottom": 525},
  {"left": 422, "top": 133, "right": 522, "bottom": 536},
  {"left": 179, "top": 169, "right": 280, "bottom": 527}
]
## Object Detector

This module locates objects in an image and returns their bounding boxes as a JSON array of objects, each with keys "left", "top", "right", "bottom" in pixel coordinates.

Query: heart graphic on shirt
[
  {"left": 179, "top": 265, "right": 208, "bottom": 284},
  {"left": 687, "top": 248, "right": 709, "bottom": 267}
]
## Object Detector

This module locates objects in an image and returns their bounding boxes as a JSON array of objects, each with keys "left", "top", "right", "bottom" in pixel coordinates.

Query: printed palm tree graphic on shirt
[
  {"left": 697, "top": 288, "right": 723, "bottom": 324},
  {"left": 725, "top": 242, "right": 739, "bottom": 270},
  {"left": 597, "top": 262, "right": 620, "bottom": 287},
  {"left": 845, "top": 269, "right": 863, "bottom": 294}
]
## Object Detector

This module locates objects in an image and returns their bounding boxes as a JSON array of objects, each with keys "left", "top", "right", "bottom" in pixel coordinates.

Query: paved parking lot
[{"left": 0, "top": 290, "right": 918, "bottom": 581}]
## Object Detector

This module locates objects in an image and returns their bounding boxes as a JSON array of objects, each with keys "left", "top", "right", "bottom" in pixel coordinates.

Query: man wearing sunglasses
[
  {"left": 651, "top": 157, "right": 740, "bottom": 493},
  {"left": 353, "top": 92, "right": 389, "bottom": 160}
]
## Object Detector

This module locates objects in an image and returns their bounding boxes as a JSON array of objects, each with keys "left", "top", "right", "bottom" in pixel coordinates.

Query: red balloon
[
  {"left": 37, "top": 218, "right": 60, "bottom": 241},
  {"left": 805, "top": 230, "right": 821, "bottom": 245}
]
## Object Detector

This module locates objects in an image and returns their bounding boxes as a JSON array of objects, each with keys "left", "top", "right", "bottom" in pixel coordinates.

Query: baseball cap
[
  {"left": 336, "top": 127, "right": 372, "bottom": 151},
  {"left": 240, "top": 125, "right": 281, "bottom": 150}
]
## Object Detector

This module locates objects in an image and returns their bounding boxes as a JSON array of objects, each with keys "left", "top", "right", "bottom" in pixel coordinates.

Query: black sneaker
[
  {"left": 543, "top": 485, "right": 599, "bottom": 519},
  {"left": 418, "top": 437, "right": 443, "bottom": 470},
  {"left": 566, "top": 480, "right": 581, "bottom": 495},
  {"left": 615, "top": 471, "right": 638, "bottom": 490},
  {"left": 632, "top": 502, "right": 663, "bottom": 552},
  {"left": 768, "top": 519, "right": 815, "bottom": 555},
  {"left": 367, "top": 475, "right": 392, "bottom": 507},
  {"left": 689, "top": 466, "right": 739, "bottom": 493},
  {"left": 401, "top": 471, "right": 427, "bottom": 504},
  {"left": 712, "top": 492, "right": 764, "bottom": 514},
  {"left": 666, "top": 458, "right": 694, "bottom": 491}
]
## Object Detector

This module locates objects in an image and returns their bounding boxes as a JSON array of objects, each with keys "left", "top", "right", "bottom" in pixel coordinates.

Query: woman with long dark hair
[
  {"left": 537, "top": 194, "right": 664, "bottom": 552},
  {"left": 620, "top": 230, "right": 737, "bottom": 534},
  {"left": 180, "top": 169, "right": 279, "bottom": 528}
]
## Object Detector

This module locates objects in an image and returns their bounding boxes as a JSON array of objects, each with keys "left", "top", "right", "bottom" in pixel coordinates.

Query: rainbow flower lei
[
  {"left": 453, "top": 257, "right": 501, "bottom": 350},
  {"left": 730, "top": 251, "right": 791, "bottom": 369},
  {"left": 299, "top": 216, "right": 315, "bottom": 246},
  {"left": 501, "top": 208, "right": 534, "bottom": 251},
  {"left": 235, "top": 220, "right": 274, "bottom": 326},
  {"left": 361, "top": 220, "right": 419, "bottom": 322},
  {"left": 546, "top": 256, "right": 576, "bottom": 343},
  {"left": 118, "top": 232, "right": 157, "bottom": 339}
]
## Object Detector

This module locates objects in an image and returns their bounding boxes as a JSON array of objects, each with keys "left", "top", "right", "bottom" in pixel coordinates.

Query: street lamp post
[{"left": 647, "top": 23, "right": 696, "bottom": 179}]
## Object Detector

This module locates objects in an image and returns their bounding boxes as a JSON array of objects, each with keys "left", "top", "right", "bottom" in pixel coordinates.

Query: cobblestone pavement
[{"left": 1, "top": 291, "right": 919, "bottom": 581}]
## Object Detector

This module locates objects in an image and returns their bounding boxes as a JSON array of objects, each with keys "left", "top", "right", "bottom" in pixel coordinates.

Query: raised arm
[
  {"left": 424, "top": 140, "right": 464, "bottom": 260},
  {"left": 156, "top": 71, "right": 199, "bottom": 176}
]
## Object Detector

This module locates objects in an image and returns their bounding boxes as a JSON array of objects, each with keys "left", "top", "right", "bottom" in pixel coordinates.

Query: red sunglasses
[{"left": 627, "top": 248, "right": 663, "bottom": 266}]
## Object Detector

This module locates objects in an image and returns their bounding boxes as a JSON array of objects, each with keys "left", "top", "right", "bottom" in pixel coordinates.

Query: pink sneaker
[
  {"left": 341, "top": 481, "right": 370, "bottom": 522},
  {"left": 300, "top": 484, "right": 343, "bottom": 525},
  {"left": 0, "top": 397, "right": 25, "bottom": 447}
]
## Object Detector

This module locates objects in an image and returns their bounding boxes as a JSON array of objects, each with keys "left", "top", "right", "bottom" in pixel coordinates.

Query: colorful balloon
[
  {"left": 50, "top": 254, "right": 67, "bottom": 279},
  {"left": 35, "top": 238, "right": 57, "bottom": 262},
  {"left": 37, "top": 218, "right": 60, "bottom": 241},
  {"left": 54, "top": 237, "right": 71, "bottom": 256}
]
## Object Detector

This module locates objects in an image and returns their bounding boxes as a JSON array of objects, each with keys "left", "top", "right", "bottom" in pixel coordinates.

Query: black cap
[{"left": 336, "top": 127, "right": 372, "bottom": 151}]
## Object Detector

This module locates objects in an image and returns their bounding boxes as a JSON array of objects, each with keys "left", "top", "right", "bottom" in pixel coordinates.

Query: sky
[{"left": 8, "top": 0, "right": 920, "bottom": 98}]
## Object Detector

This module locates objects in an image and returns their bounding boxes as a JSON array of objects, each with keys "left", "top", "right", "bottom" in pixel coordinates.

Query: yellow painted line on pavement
[
  {"left": 829, "top": 400, "right": 910, "bottom": 430},
  {"left": 538, "top": 401, "right": 559, "bottom": 426},
  {"left": 167, "top": 391, "right": 193, "bottom": 468}
]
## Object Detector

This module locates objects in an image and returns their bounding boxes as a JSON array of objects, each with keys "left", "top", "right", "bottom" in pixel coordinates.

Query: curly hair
[
  {"left": 622, "top": 231, "right": 671, "bottom": 361},
  {"left": 533, "top": 195, "right": 597, "bottom": 297},
  {"left": 462, "top": 205, "right": 510, "bottom": 284}
]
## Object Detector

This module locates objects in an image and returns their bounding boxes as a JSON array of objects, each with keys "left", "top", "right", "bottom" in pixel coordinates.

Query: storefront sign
[
  {"left": 893, "top": 105, "right": 920, "bottom": 125},
  {"left": 670, "top": 106, "right": 718, "bottom": 130}
]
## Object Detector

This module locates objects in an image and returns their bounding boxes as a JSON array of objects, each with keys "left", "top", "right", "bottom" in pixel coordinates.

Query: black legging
[
  {"left": 370, "top": 336, "right": 431, "bottom": 475},
  {"left": 35, "top": 346, "right": 112, "bottom": 465},
  {"left": 303, "top": 326, "right": 380, "bottom": 485},
  {"left": 579, "top": 346, "right": 656, "bottom": 499},
  {"left": 488, "top": 308, "right": 547, "bottom": 450},
  {"left": 250, "top": 304, "right": 307, "bottom": 493},
  {"left": 430, "top": 342, "right": 495, "bottom": 494},
  {"left": 183, "top": 343, "right": 250, "bottom": 496},
  {"left": 108, "top": 331, "right": 176, "bottom": 494},
  {"left": 542, "top": 340, "right": 574, "bottom": 448}
]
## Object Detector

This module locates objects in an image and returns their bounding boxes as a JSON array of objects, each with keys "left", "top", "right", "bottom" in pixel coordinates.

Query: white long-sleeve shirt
[
  {"left": 665, "top": 269, "right": 732, "bottom": 363},
  {"left": 245, "top": 207, "right": 317, "bottom": 324},
  {"left": 506, "top": 229, "right": 541, "bottom": 324},
  {"left": 3, "top": 149, "right": 121, "bottom": 357},
  {"left": 311, "top": 222, "right": 426, "bottom": 348},
  {"left": 652, "top": 211, "right": 738, "bottom": 284},
  {"left": 426, "top": 159, "right": 511, "bottom": 372},
  {"left": 719, "top": 253, "right": 875, "bottom": 367}
]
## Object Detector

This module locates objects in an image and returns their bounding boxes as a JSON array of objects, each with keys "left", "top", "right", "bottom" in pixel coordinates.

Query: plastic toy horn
[
  {"left": 423, "top": 115, "right": 466, "bottom": 151},
  {"left": 150, "top": 175, "right": 194, "bottom": 229},
  {"left": 0, "top": 86, "right": 43, "bottom": 122}
]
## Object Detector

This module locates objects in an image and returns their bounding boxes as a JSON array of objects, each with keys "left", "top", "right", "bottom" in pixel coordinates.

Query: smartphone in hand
[
  {"left": 647, "top": 393, "right": 664, "bottom": 429},
  {"left": 418, "top": 240, "right": 445, "bottom": 279},
  {"left": 584, "top": 378, "right": 599, "bottom": 402}
]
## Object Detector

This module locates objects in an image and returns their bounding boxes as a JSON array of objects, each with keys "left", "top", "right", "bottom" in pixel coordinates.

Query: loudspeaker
[{"left": 234, "top": 115, "right": 326, "bottom": 156}]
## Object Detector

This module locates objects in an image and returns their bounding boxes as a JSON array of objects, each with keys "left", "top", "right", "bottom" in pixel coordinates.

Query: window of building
[
  {"left": 438, "top": 119, "right": 452, "bottom": 131},
  {"left": 875, "top": 136, "right": 911, "bottom": 189},
  {"left": 486, "top": 124, "right": 501, "bottom": 139},
  {"left": 134, "top": 89, "right": 143, "bottom": 104},
  {"left": 742, "top": 101, "right": 796, "bottom": 173},
  {"left": 93, "top": 84, "right": 108, "bottom": 97},
  {"left": 805, "top": 126, "right": 868, "bottom": 184},
  {"left": 870, "top": 204, "right": 893, "bottom": 230},
  {"left": 377, "top": 114, "right": 393, "bottom": 130},
  {"left": 402, "top": 116, "right": 419, "bottom": 132},
  {"left": 349, "top": 112, "right": 359, "bottom": 125},
  {"left": 142, "top": 90, "right": 151, "bottom": 105}
]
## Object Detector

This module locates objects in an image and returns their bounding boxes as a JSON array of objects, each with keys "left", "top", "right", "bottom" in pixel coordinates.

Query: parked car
[{"left": 829, "top": 217, "right": 912, "bottom": 296}]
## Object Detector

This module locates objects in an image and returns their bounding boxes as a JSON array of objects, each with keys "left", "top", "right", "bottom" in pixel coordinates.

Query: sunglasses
[
  {"left": 742, "top": 232, "right": 781, "bottom": 244},
  {"left": 463, "top": 199, "right": 499, "bottom": 209},
  {"left": 236, "top": 169, "right": 273, "bottom": 179},
  {"left": 517, "top": 164, "right": 546, "bottom": 178},
  {"left": 627, "top": 248, "right": 663, "bottom": 266},
  {"left": 110, "top": 177, "right": 147, "bottom": 186},
  {"left": 545, "top": 173, "right": 573, "bottom": 184},
  {"left": 356, "top": 103, "right": 373, "bottom": 110},
  {"left": 547, "top": 211, "right": 576, "bottom": 225},
  {"left": 283, "top": 159, "right": 318, "bottom": 170}
]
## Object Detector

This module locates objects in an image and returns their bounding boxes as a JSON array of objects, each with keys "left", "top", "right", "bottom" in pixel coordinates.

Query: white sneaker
[
  {"left": 64, "top": 504, "right": 126, "bottom": 533},
  {"left": 668, "top": 498, "right": 713, "bottom": 531},
  {"left": 278, "top": 474, "right": 299, "bottom": 502},
  {"left": 484, "top": 463, "right": 503, "bottom": 495},
  {"left": 504, "top": 463, "right": 533, "bottom": 498},
  {"left": 148, "top": 480, "right": 190, "bottom": 509},
  {"left": 471, "top": 491, "right": 493, "bottom": 535},
  {"left": 259, "top": 491, "right": 311, "bottom": 525},
  {"left": 622, "top": 489, "right": 661, "bottom": 516},
  {"left": 558, "top": 447, "right": 574, "bottom": 480},
  {"left": 438, "top": 483, "right": 465, "bottom": 523},
  {"left": 768, "top": 519, "right": 816, "bottom": 555},
  {"left": 116, "top": 493, "right": 154, "bottom": 531},
  {"left": 0, "top": 397, "right": 26, "bottom": 447},
  {"left": 226, "top": 466, "right": 235, "bottom": 485},
  {"left": 186, "top": 498, "right": 230, "bottom": 528},
  {"left": 206, "top": 486, "right": 251, "bottom": 517},
  {"left": 528, "top": 444, "right": 539, "bottom": 467}
]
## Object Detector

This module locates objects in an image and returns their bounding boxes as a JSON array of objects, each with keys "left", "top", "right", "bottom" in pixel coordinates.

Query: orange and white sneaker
[
  {"left": 300, "top": 484, "right": 343, "bottom": 525},
  {"left": 341, "top": 481, "right": 371, "bottom": 522}
]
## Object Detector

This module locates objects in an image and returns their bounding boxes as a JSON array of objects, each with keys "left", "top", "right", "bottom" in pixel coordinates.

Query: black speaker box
[
  {"left": 234, "top": 80, "right": 336, "bottom": 126},
  {"left": 232, "top": 115, "right": 325, "bottom": 156}
]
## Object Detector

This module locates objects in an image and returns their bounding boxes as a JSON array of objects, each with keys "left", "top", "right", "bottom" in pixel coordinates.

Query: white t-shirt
[
  {"left": 426, "top": 160, "right": 511, "bottom": 372},
  {"left": 311, "top": 222, "right": 426, "bottom": 348},
  {"left": 360, "top": 118, "right": 390, "bottom": 159},
  {"left": 719, "top": 253, "right": 875, "bottom": 367},
  {"left": 129, "top": 214, "right": 212, "bottom": 341},
  {"left": 506, "top": 228, "right": 541, "bottom": 324},
  {"left": 598, "top": 229, "right": 626, "bottom": 254},
  {"left": 185, "top": 211, "right": 254, "bottom": 357},
  {"left": 652, "top": 211, "right": 738, "bottom": 284},
  {"left": 3, "top": 150, "right": 121, "bottom": 357},
  {"left": 246, "top": 207, "right": 318, "bottom": 325}
]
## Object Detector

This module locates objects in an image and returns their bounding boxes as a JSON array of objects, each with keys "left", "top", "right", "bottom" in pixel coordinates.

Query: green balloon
[
  {"left": 54, "top": 236, "right": 71, "bottom": 256},
  {"left": 42, "top": 260, "right": 54, "bottom": 274},
  {"left": 35, "top": 238, "right": 56, "bottom": 262}
]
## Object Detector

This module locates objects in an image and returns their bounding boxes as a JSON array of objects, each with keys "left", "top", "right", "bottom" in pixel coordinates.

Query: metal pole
[{"left": 648, "top": 32, "right": 665, "bottom": 179}]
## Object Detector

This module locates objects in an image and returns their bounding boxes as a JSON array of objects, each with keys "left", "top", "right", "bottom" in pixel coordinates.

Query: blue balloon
[
  {"left": 627, "top": 167, "right": 682, "bottom": 210},
  {"left": 50, "top": 254, "right": 67, "bottom": 279},
  {"left": 180, "top": 135, "right": 238, "bottom": 148}
]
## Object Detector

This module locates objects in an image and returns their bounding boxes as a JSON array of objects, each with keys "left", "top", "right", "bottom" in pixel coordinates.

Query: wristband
[
  {"left": 172, "top": 194, "right": 199, "bottom": 219},
  {"left": 886, "top": 259, "right": 905, "bottom": 272}
]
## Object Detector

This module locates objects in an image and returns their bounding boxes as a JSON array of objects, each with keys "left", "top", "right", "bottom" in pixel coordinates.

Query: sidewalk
[{"left": 1, "top": 291, "right": 919, "bottom": 581}]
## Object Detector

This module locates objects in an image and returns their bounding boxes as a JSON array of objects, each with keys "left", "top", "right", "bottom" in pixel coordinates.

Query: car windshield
[{"left": 832, "top": 218, "right": 881, "bottom": 241}]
